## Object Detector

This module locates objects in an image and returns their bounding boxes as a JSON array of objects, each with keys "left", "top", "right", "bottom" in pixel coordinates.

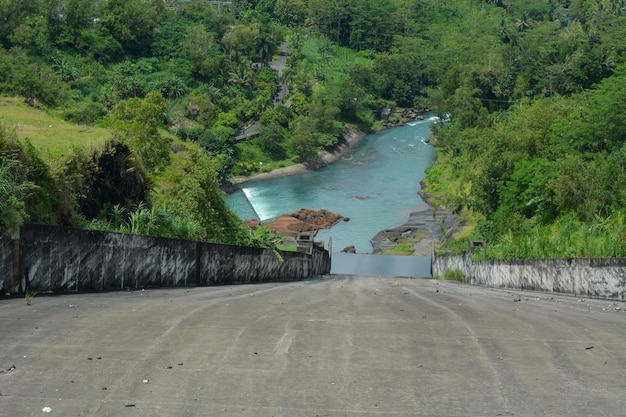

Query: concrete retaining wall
[
  {"left": 0, "top": 237, "right": 20, "bottom": 294},
  {"left": 433, "top": 252, "right": 626, "bottom": 300},
  {"left": 1, "top": 223, "right": 330, "bottom": 294}
]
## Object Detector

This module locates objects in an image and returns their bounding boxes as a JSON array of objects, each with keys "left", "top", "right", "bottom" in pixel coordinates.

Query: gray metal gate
[{"left": 330, "top": 253, "right": 432, "bottom": 278}]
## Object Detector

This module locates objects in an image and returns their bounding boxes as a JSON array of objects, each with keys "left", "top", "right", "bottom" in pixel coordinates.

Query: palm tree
[
  {"left": 228, "top": 62, "right": 253, "bottom": 87},
  {"left": 515, "top": 14, "right": 534, "bottom": 31},
  {"left": 50, "top": 55, "right": 80, "bottom": 82},
  {"left": 254, "top": 32, "right": 276, "bottom": 67}
]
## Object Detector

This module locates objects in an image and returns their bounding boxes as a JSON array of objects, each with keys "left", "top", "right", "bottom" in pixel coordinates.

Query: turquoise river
[{"left": 226, "top": 116, "right": 438, "bottom": 253}]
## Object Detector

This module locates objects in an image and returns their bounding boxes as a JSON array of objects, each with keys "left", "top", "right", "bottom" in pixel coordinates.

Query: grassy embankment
[
  {"left": 1, "top": 96, "right": 203, "bottom": 197},
  {"left": 1, "top": 96, "right": 215, "bottom": 221},
  {"left": 0, "top": 96, "right": 111, "bottom": 163}
]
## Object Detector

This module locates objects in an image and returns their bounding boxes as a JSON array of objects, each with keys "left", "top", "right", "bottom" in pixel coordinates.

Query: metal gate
[{"left": 330, "top": 253, "right": 432, "bottom": 278}]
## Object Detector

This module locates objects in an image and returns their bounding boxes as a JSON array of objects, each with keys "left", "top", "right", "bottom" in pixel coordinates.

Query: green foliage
[
  {"left": 260, "top": 105, "right": 293, "bottom": 127},
  {"left": 0, "top": 1, "right": 38, "bottom": 47},
  {"left": 436, "top": 269, "right": 466, "bottom": 283},
  {"left": 98, "top": 0, "right": 165, "bottom": 56},
  {"left": 275, "top": 0, "right": 308, "bottom": 27},
  {"left": 111, "top": 92, "right": 172, "bottom": 171},
  {"left": 80, "top": 202, "right": 203, "bottom": 241},
  {"left": 0, "top": 47, "right": 70, "bottom": 106},
  {"left": 434, "top": 61, "right": 626, "bottom": 259},
  {"left": 0, "top": 157, "right": 32, "bottom": 238},
  {"left": 257, "top": 123, "right": 288, "bottom": 161},
  {"left": 0, "top": 125, "right": 55, "bottom": 235},
  {"left": 181, "top": 24, "right": 220, "bottom": 76},
  {"left": 472, "top": 211, "right": 626, "bottom": 261},
  {"left": 3, "top": 0, "right": 626, "bottom": 259},
  {"left": 369, "top": 53, "right": 429, "bottom": 107},
  {"left": 197, "top": 126, "right": 237, "bottom": 161},
  {"left": 288, "top": 116, "right": 322, "bottom": 162},
  {"left": 185, "top": 92, "right": 218, "bottom": 127},
  {"left": 288, "top": 92, "right": 309, "bottom": 116},
  {"left": 286, "top": 95, "right": 344, "bottom": 161},
  {"left": 214, "top": 112, "right": 240, "bottom": 130},
  {"left": 76, "top": 28, "right": 123, "bottom": 63},
  {"left": 243, "top": 226, "right": 284, "bottom": 261},
  {"left": 307, "top": 0, "right": 396, "bottom": 51},
  {"left": 63, "top": 102, "right": 107, "bottom": 125},
  {"left": 156, "top": 148, "right": 247, "bottom": 244},
  {"left": 21, "top": 140, "right": 64, "bottom": 225}
]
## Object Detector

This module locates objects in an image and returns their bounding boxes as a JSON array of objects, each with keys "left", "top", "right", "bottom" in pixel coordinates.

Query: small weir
[{"left": 240, "top": 188, "right": 263, "bottom": 221}]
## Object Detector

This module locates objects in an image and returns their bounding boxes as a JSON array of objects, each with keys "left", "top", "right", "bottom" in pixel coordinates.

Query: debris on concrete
[{"left": 0, "top": 365, "right": 16, "bottom": 374}]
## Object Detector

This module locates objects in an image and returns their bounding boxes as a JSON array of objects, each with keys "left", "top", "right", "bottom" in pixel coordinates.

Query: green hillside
[{"left": 1, "top": 0, "right": 626, "bottom": 258}]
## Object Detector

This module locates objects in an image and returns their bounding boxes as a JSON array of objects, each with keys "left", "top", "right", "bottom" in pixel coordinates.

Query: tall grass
[
  {"left": 472, "top": 211, "right": 626, "bottom": 260},
  {"left": 436, "top": 269, "right": 466, "bottom": 282},
  {"left": 77, "top": 202, "right": 202, "bottom": 241},
  {"left": 298, "top": 35, "right": 371, "bottom": 87}
]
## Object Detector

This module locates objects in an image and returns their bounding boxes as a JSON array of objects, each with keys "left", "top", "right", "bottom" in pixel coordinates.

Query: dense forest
[{"left": 1, "top": 0, "right": 625, "bottom": 258}]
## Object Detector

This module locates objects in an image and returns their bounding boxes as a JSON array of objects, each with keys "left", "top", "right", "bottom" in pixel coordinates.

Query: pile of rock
[
  {"left": 249, "top": 208, "right": 344, "bottom": 239},
  {"left": 380, "top": 107, "right": 430, "bottom": 128}
]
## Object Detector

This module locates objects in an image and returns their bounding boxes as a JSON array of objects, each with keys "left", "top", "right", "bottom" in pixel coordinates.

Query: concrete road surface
[{"left": 1, "top": 276, "right": 625, "bottom": 417}]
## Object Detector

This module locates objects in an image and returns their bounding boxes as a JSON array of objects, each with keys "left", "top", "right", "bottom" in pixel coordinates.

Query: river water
[{"left": 226, "top": 117, "right": 437, "bottom": 253}]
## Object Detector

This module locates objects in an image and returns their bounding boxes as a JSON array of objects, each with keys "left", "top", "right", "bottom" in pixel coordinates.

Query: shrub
[
  {"left": 64, "top": 102, "right": 107, "bottom": 125},
  {"left": 0, "top": 158, "right": 32, "bottom": 238},
  {"left": 437, "top": 269, "right": 466, "bottom": 283}
]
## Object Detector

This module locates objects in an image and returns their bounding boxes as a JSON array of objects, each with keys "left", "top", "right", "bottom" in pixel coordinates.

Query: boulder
[{"left": 342, "top": 245, "right": 356, "bottom": 253}]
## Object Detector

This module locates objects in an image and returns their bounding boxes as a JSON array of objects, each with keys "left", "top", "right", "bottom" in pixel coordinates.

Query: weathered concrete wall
[
  {"left": 433, "top": 252, "right": 626, "bottom": 300},
  {"left": 198, "top": 243, "right": 318, "bottom": 285},
  {"left": 16, "top": 223, "right": 330, "bottom": 294},
  {"left": 0, "top": 237, "right": 20, "bottom": 293}
]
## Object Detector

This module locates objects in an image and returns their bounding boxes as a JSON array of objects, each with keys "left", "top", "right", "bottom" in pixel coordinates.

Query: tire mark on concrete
[
  {"left": 401, "top": 284, "right": 512, "bottom": 414},
  {"left": 84, "top": 282, "right": 303, "bottom": 417}
]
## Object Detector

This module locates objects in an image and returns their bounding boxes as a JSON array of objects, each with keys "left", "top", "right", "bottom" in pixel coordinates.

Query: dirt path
[
  {"left": 236, "top": 42, "right": 290, "bottom": 142},
  {"left": 270, "top": 42, "right": 289, "bottom": 105}
]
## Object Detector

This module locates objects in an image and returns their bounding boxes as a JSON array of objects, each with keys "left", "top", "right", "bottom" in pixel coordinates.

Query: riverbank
[
  {"left": 227, "top": 112, "right": 450, "bottom": 254},
  {"left": 370, "top": 207, "right": 456, "bottom": 256},
  {"left": 228, "top": 126, "right": 368, "bottom": 186},
  {"left": 228, "top": 107, "right": 432, "bottom": 187}
]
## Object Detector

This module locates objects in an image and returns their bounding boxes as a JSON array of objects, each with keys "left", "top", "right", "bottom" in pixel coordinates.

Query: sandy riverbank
[{"left": 228, "top": 127, "right": 368, "bottom": 186}]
